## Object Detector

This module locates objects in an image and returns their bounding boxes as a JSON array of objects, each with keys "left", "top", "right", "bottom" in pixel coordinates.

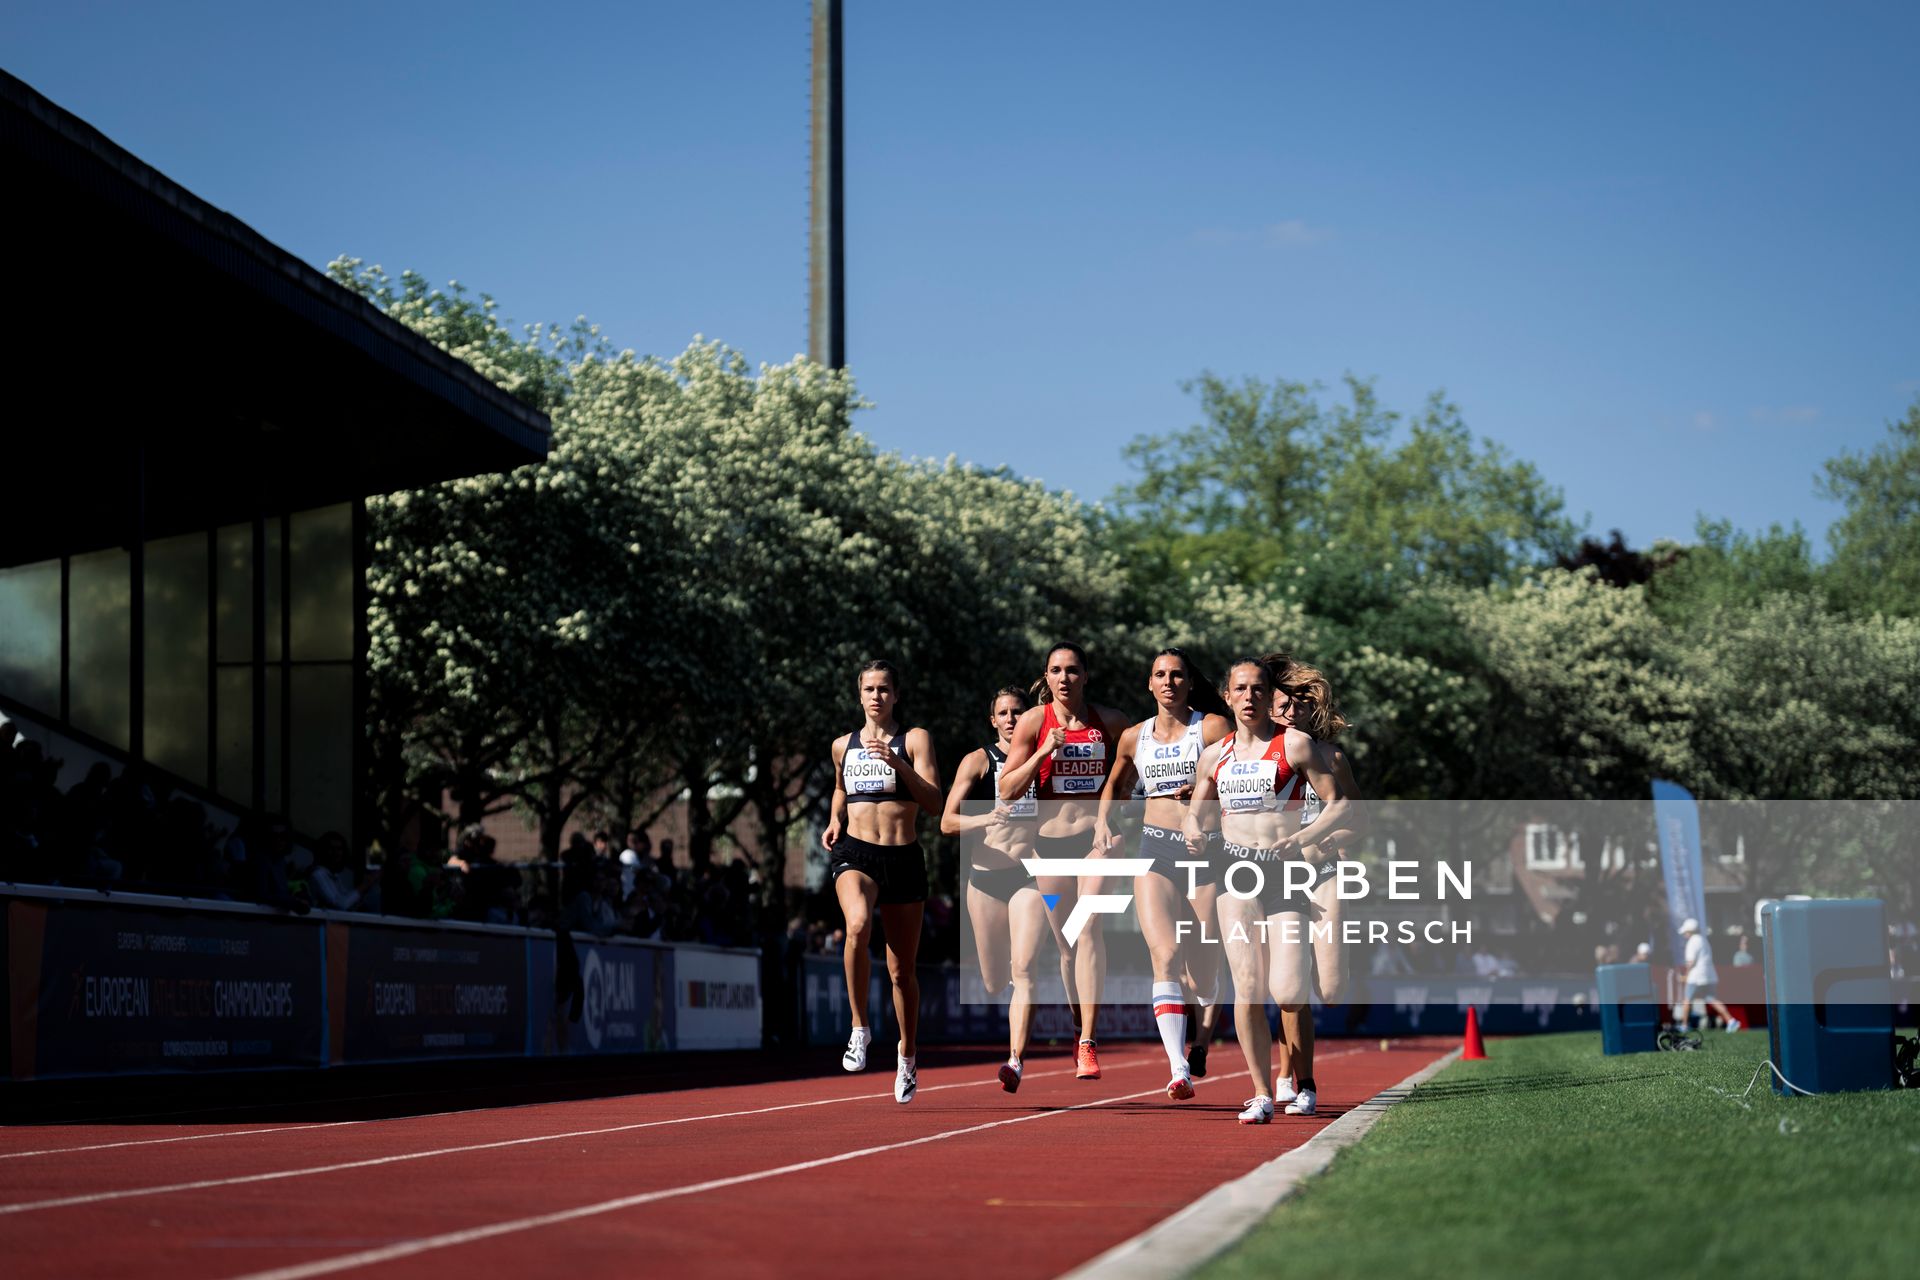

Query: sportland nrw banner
[
  {"left": 673, "top": 945, "right": 761, "bottom": 1049},
  {"left": 1652, "top": 779, "right": 1707, "bottom": 965}
]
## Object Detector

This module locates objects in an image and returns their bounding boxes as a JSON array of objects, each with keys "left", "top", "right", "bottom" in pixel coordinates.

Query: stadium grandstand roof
[{"left": 1, "top": 69, "right": 550, "bottom": 568}]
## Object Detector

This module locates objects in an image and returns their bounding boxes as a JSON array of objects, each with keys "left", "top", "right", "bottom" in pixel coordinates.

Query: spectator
[
  {"left": 1674, "top": 918, "right": 1740, "bottom": 1033},
  {"left": 560, "top": 831, "right": 596, "bottom": 904},
  {"left": 1731, "top": 933, "right": 1756, "bottom": 967},
  {"left": 229, "top": 812, "right": 309, "bottom": 914},
  {"left": 379, "top": 828, "right": 430, "bottom": 918},
  {"left": 623, "top": 828, "right": 651, "bottom": 867},
  {"left": 309, "top": 830, "right": 377, "bottom": 912},
  {"left": 567, "top": 862, "right": 620, "bottom": 937}
]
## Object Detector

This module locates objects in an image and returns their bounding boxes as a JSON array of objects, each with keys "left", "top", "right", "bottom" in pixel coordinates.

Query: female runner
[
  {"left": 941, "top": 685, "right": 1062, "bottom": 1092},
  {"left": 998, "top": 641, "right": 1128, "bottom": 1080},
  {"left": 1183, "top": 659, "right": 1350, "bottom": 1124},
  {"left": 821, "top": 659, "right": 943, "bottom": 1103},
  {"left": 1094, "top": 648, "right": 1230, "bottom": 1099},
  {"left": 1265, "top": 655, "right": 1362, "bottom": 1118}
]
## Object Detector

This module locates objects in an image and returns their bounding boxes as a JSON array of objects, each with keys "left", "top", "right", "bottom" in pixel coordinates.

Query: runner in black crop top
[
  {"left": 822, "top": 661, "right": 942, "bottom": 1103},
  {"left": 940, "top": 685, "right": 1057, "bottom": 1093}
]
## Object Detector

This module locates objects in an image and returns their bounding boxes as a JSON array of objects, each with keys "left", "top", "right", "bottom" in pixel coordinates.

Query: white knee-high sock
[{"left": 1152, "top": 981, "right": 1187, "bottom": 1074}]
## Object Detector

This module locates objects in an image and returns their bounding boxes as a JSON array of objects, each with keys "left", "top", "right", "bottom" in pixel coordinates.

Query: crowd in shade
[
  {"left": 0, "top": 732, "right": 278, "bottom": 903},
  {"left": 0, "top": 729, "right": 769, "bottom": 947}
]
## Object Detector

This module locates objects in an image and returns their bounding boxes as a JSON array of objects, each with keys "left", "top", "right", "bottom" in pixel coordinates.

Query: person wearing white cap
[{"left": 1674, "top": 918, "right": 1741, "bottom": 1033}]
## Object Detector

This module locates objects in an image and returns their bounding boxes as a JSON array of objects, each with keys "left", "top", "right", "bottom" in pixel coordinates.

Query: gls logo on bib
[{"left": 1051, "top": 734, "right": 1106, "bottom": 794}]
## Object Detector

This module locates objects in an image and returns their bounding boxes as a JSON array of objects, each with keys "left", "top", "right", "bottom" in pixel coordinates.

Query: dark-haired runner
[
  {"left": 1184, "top": 659, "right": 1350, "bottom": 1124},
  {"left": 1095, "top": 648, "right": 1230, "bottom": 1099},
  {"left": 822, "top": 659, "right": 943, "bottom": 1103},
  {"left": 998, "top": 642, "right": 1128, "bottom": 1080}
]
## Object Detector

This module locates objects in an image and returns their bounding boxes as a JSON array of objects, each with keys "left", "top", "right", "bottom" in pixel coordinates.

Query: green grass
[{"left": 1200, "top": 1031, "right": 1920, "bottom": 1280}]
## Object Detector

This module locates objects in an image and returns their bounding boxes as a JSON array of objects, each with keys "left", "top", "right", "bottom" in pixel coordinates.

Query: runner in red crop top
[
  {"left": 1184, "top": 657, "right": 1351, "bottom": 1126},
  {"left": 997, "top": 641, "right": 1130, "bottom": 1080},
  {"left": 1207, "top": 727, "right": 1302, "bottom": 812},
  {"left": 1034, "top": 701, "right": 1112, "bottom": 797}
]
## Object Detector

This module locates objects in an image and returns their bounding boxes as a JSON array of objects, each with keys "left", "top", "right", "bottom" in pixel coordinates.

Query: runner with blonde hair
[{"left": 1265, "top": 655, "right": 1363, "bottom": 1118}]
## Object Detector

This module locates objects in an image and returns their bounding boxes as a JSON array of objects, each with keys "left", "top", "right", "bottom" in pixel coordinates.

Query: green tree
[
  {"left": 1820, "top": 398, "right": 1920, "bottom": 617},
  {"left": 1114, "top": 374, "right": 1578, "bottom": 600},
  {"left": 1450, "top": 569, "right": 1700, "bottom": 800},
  {"left": 336, "top": 260, "right": 1131, "bottom": 897},
  {"left": 1645, "top": 518, "right": 1820, "bottom": 623},
  {"left": 334, "top": 261, "right": 697, "bottom": 855}
]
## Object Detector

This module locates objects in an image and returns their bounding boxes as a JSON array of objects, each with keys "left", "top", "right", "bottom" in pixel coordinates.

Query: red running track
[{"left": 0, "top": 1038, "right": 1454, "bottom": 1279}]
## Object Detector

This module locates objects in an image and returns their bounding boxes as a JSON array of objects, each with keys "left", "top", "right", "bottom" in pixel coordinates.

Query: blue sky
[{"left": 7, "top": 1, "right": 1915, "bottom": 549}]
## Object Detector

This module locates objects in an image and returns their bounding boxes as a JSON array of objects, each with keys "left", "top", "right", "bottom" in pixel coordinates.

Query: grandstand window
[
  {"left": 266, "top": 516, "right": 284, "bottom": 664},
  {"left": 290, "top": 504, "right": 354, "bottom": 662},
  {"left": 0, "top": 557, "right": 61, "bottom": 712},
  {"left": 266, "top": 669, "right": 284, "bottom": 814},
  {"left": 215, "top": 522, "right": 252, "bottom": 662},
  {"left": 69, "top": 546, "right": 131, "bottom": 750},
  {"left": 291, "top": 663, "right": 352, "bottom": 838},
  {"left": 143, "top": 530, "right": 209, "bottom": 786},
  {"left": 215, "top": 665, "right": 252, "bottom": 800}
]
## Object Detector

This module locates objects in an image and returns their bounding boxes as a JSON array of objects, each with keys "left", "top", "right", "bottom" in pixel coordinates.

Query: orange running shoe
[{"left": 1075, "top": 1039, "right": 1101, "bottom": 1080}]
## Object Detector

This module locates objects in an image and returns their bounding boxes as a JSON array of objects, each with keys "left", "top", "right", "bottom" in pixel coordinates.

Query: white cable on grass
[{"left": 1712, "top": 1059, "right": 1812, "bottom": 1105}]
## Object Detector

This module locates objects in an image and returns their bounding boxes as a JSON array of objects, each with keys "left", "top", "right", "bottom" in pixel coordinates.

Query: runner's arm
[{"left": 940, "top": 749, "right": 1007, "bottom": 835}]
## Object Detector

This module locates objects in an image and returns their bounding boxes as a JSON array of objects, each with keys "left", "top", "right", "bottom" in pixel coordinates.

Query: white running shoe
[
  {"left": 894, "top": 1053, "right": 918, "bottom": 1104},
  {"left": 1284, "top": 1088, "right": 1317, "bottom": 1116},
  {"left": 1238, "top": 1095, "right": 1274, "bottom": 1125},
  {"left": 842, "top": 1026, "right": 872, "bottom": 1072},
  {"left": 1273, "top": 1078, "right": 1298, "bottom": 1105},
  {"left": 1727, "top": 1019, "right": 1742, "bottom": 1034},
  {"left": 998, "top": 1057, "right": 1023, "bottom": 1092},
  {"left": 1167, "top": 1070, "right": 1195, "bottom": 1101}
]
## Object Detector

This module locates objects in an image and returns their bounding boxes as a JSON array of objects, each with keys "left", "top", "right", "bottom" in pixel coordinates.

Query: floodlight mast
[{"left": 809, "top": 0, "right": 845, "bottom": 370}]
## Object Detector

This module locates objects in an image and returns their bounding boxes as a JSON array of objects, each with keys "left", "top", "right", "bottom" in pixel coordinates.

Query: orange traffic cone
[{"left": 1462, "top": 1005, "right": 1488, "bottom": 1060}]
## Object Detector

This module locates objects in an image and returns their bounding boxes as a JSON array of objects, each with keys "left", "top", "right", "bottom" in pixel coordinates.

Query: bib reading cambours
[{"left": 1219, "top": 759, "right": 1285, "bottom": 813}]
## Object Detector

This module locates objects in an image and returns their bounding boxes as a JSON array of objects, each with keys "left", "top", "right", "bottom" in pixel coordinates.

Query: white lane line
[
  {"left": 224, "top": 1074, "right": 1219, "bottom": 1280},
  {"left": 0, "top": 1054, "right": 1155, "bottom": 1214},
  {"left": 1057, "top": 1044, "right": 1460, "bottom": 1280},
  {"left": 0, "top": 1123, "right": 360, "bottom": 1161}
]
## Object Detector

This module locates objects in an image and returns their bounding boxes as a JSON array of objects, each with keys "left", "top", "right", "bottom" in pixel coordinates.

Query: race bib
[
  {"left": 1140, "top": 742, "right": 1196, "bottom": 797},
  {"left": 844, "top": 748, "right": 897, "bottom": 796},
  {"left": 994, "top": 761, "right": 1039, "bottom": 818},
  {"left": 1051, "top": 740, "right": 1107, "bottom": 794},
  {"left": 1217, "top": 759, "right": 1279, "bottom": 813}
]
